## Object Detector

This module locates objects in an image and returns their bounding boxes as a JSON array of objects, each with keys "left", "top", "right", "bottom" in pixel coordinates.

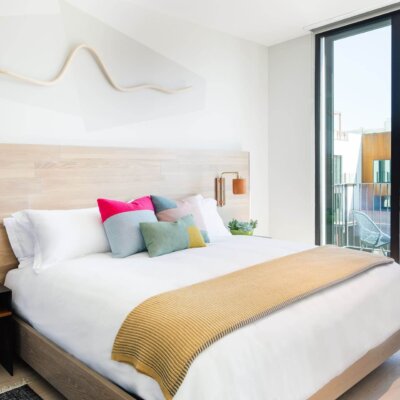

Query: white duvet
[{"left": 5, "top": 236, "right": 400, "bottom": 400}]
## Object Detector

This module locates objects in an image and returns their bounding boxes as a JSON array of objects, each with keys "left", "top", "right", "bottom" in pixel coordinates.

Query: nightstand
[{"left": 0, "top": 285, "right": 13, "bottom": 375}]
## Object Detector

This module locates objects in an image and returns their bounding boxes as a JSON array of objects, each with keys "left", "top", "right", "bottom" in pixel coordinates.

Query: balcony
[{"left": 331, "top": 183, "right": 390, "bottom": 252}]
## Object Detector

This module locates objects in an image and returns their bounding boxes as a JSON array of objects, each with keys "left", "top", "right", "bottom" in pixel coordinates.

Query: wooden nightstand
[{"left": 0, "top": 285, "right": 13, "bottom": 375}]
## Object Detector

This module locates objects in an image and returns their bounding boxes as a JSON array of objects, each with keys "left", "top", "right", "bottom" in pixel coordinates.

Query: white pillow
[
  {"left": 200, "top": 197, "right": 231, "bottom": 241},
  {"left": 4, "top": 212, "right": 35, "bottom": 266},
  {"left": 180, "top": 195, "right": 208, "bottom": 232},
  {"left": 26, "top": 208, "right": 110, "bottom": 272}
]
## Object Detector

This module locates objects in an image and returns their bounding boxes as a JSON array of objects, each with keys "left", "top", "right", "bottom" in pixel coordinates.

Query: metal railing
[{"left": 332, "top": 183, "right": 391, "bottom": 249}]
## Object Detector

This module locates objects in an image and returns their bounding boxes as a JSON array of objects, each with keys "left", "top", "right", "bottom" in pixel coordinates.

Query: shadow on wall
[{"left": 0, "top": 0, "right": 206, "bottom": 131}]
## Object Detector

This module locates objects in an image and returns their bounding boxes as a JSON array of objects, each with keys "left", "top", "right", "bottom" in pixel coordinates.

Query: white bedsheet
[{"left": 5, "top": 236, "right": 400, "bottom": 400}]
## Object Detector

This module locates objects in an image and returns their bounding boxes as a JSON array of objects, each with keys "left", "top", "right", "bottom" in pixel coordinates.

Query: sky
[{"left": 334, "top": 23, "right": 391, "bottom": 133}]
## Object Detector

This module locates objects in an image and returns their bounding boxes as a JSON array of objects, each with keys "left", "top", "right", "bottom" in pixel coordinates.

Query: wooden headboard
[{"left": 0, "top": 144, "right": 249, "bottom": 283}]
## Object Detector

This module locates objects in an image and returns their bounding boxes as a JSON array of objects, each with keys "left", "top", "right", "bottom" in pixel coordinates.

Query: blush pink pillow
[{"left": 151, "top": 195, "right": 209, "bottom": 242}]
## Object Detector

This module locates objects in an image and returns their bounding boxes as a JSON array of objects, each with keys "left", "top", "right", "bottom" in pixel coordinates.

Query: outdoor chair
[{"left": 352, "top": 210, "right": 390, "bottom": 255}]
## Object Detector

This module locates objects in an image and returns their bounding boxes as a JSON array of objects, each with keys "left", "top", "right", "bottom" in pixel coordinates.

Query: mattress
[{"left": 5, "top": 236, "right": 400, "bottom": 400}]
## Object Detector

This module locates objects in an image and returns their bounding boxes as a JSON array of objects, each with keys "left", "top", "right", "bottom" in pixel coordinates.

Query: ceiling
[{"left": 127, "top": 0, "right": 398, "bottom": 46}]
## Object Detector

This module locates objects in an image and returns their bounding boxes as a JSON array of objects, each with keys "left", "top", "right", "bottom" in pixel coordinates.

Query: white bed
[{"left": 5, "top": 235, "right": 400, "bottom": 400}]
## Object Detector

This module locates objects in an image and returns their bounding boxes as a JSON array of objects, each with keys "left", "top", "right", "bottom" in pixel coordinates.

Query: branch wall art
[{"left": 0, "top": 43, "right": 192, "bottom": 94}]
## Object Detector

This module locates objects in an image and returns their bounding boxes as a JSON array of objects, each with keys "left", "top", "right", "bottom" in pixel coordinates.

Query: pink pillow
[
  {"left": 151, "top": 195, "right": 209, "bottom": 242},
  {"left": 97, "top": 196, "right": 157, "bottom": 257}
]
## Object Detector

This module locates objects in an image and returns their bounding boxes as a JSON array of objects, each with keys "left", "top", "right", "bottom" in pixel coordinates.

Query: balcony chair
[{"left": 352, "top": 210, "right": 390, "bottom": 255}]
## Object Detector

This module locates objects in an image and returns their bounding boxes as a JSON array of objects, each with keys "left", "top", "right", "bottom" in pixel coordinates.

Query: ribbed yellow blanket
[{"left": 112, "top": 246, "right": 392, "bottom": 399}]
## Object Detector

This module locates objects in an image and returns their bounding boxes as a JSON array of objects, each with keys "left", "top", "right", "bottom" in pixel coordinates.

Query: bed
[
  {"left": 3, "top": 235, "right": 400, "bottom": 400},
  {"left": 1, "top": 144, "right": 400, "bottom": 400}
]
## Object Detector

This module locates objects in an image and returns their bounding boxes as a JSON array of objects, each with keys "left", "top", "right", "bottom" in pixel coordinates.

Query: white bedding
[{"left": 5, "top": 236, "right": 400, "bottom": 400}]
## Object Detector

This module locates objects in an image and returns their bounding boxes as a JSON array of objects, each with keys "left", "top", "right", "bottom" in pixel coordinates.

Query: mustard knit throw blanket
[{"left": 112, "top": 246, "right": 392, "bottom": 399}]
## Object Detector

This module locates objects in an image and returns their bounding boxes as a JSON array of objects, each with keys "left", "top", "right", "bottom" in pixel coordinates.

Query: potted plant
[{"left": 228, "top": 219, "right": 258, "bottom": 236}]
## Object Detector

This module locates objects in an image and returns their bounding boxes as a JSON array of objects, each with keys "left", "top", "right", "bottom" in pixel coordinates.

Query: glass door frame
[{"left": 315, "top": 11, "right": 400, "bottom": 261}]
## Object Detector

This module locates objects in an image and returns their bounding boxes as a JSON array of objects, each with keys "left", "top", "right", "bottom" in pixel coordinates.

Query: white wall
[
  {"left": 268, "top": 34, "right": 315, "bottom": 243},
  {"left": 0, "top": 0, "right": 269, "bottom": 234}
]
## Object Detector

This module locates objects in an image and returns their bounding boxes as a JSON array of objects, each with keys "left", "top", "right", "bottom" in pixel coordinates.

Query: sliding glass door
[{"left": 316, "top": 12, "right": 400, "bottom": 260}]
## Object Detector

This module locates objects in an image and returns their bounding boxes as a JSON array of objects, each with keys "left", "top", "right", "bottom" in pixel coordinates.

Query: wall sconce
[{"left": 215, "top": 172, "right": 247, "bottom": 207}]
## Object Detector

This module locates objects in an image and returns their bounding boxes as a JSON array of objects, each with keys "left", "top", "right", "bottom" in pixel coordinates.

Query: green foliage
[{"left": 228, "top": 218, "right": 258, "bottom": 232}]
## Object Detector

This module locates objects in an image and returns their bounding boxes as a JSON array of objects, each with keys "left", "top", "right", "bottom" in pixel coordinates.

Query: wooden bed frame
[
  {"left": 13, "top": 317, "right": 400, "bottom": 400},
  {"left": 0, "top": 143, "right": 399, "bottom": 400}
]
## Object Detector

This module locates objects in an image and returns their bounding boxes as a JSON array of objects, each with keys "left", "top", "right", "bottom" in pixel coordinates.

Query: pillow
[
  {"left": 201, "top": 198, "right": 231, "bottom": 240},
  {"left": 140, "top": 215, "right": 206, "bottom": 257},
  {"left": 4, "top": 212, "right": 35, "bottom": 266},
  {"left": 151, "top": 195, "right": 209, "bottom": 242},
  {"left": 26, "top": 207, "right": 110, "bottom": 272},
  {"left": 97, "top": 196, "right": 157, "bottom": 258}
]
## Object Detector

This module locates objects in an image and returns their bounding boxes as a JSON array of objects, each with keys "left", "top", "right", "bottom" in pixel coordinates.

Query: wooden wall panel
[
  {"left": 0, "top": 144, "right": 249, "bottom": 283},
  {"left": 362, "top": 132, "right": 391, "bottom": 183}
]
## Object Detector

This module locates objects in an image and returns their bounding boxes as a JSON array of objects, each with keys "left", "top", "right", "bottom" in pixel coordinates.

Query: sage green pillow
[{"left": 140, "top": 215, "right": 206, "bottom": 257}]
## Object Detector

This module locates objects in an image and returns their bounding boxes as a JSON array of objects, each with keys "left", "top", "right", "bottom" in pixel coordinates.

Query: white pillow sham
[
  {"left": 26, "top": 207, "right": 110, "bottom": 272},
  {"left": 183, "top": 195, "right": 231, "bottom": 241},
  {"left": 4, "top": 211, "right": 35, "bottom": 266},
  {"left": 201, "top": 197, "right": 231, "bottom": 240}
]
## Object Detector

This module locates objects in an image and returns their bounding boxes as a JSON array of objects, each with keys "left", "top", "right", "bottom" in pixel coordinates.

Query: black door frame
[{"left": 315, "top": 11, "right": 400, "bottom": 261}]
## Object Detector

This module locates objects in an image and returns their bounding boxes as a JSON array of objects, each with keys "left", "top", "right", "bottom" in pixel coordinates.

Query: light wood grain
[
  {"left": 5, "top": 349, "right": 400, "bottom": 400},
  {"left": 15, "top": 318, "right": 136, "bottom": 400},
  {"left": 0, "top": 311, "right": 11, "bottom": 318},
  {"left": 0, "top": 230, "right": 15, "bottom": 284},
  {"left": 0, "top": 358, "right": 65, "bottom": 400},
  {"left": 339, "top": 351, "right": 400, "bottom": 400},
  {"left": 362, "top": 132, "right": 391, "bottom": 184},
  {"left": 13, "top": 315, "right": 400, "bottom": 400},
  {"left": 310, "top": 328, "right": 400, "bottom": 400},
  {"left": 0, "top": 144, "right": 249, "bottom": 284}
]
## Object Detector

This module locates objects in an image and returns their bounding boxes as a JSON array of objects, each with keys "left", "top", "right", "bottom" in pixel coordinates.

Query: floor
[
  {"left": 0, "top": 354, "right": 400, "bottom": 400},
  {"left": 0, "top": 359, "right": 65, "bottom": 400}
]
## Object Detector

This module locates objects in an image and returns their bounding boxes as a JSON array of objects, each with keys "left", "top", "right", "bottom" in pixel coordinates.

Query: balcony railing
[{"left": 331, "top": 183, "right": 391, "bottom": 249}]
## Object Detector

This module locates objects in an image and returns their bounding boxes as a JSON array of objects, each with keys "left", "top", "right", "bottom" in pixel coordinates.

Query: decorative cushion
[
  {"left": 97, "top": 196, "right": 157, "bottom": 258},
  {"left": 151, "top": 195, "right": 209, "bottom": 242},
  {"left": 140, "top": 215, "right": 206, "bottom": 257}
]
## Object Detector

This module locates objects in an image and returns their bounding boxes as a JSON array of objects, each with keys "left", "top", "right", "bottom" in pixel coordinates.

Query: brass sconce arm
[
  {"left": 220, "top": 171, "right": 240, "bottom": 179},
  {"left": 215, "top": 171, "right": 247, "bottom": 207}
]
